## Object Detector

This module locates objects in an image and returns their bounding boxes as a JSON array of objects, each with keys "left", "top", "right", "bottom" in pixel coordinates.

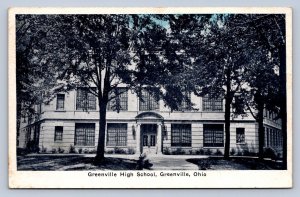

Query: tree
[
  {"left": 16, "top": 14, "right": 193, "bottom": 162},
  {"left": 237, "top": 43, "right": 280, "bottom": 160},
  {"left": 189, "top": 14, "right": 254, "bottom": 158},
  {"left": 53, "top": 15, "right": 135, "bottom": 162},
  {"left": 253, "top": 14, "right": 286, "bottom": 168},
  {"left": 181, "top": 14, "right": 285, "bottom": 161},
  {"left": 232, "top": 14, "right": 287, "bottom": 166},
  {"left": 131, "top": 15, "right": 210, "bottom": 111},
  {"left": 56, "top": 15, "right": 190, "bottom": 162},
  {"left": 16, "top": 15, "right": 69, "bottom": 149}
]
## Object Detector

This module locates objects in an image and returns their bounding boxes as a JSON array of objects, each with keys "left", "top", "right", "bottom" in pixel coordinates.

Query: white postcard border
[{"left": 8, "top": 7, "right": 293, "bottom": 188}]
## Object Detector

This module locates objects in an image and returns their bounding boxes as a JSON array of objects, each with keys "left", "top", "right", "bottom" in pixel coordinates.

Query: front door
[{"left": 141, "top": 124, "right": 157, "bottom": 154}]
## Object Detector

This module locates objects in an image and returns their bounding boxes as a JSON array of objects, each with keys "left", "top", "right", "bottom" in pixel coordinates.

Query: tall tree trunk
[
  {"left": 94, "top": 100, "right": 107, "bottom": 163},
  {"left": 224, "top": 94, "right": 231, "bottom": 159},
  {"left": 279, "top": 44, "right": 287, "bottom": 170},
  {"left": 224, "top": 71, "right": 232, "bottom": 159},
  {"left": 257, "top": 98, "right": 265, "bottom": 159}
]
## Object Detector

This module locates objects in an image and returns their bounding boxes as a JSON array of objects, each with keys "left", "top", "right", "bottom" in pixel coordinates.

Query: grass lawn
[
  {"left": 17, "top": 154, "right": 284, "bottom": 171},
  {"left": 17, "top": 155, "right": 138, "bottom": 171},
  {"left": 186, "top": 157, "right": 284, "bottom": 170}
]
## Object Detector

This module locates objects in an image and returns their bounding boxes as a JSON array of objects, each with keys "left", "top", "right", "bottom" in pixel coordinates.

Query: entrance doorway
[{"left": 141, "top": 124, "right": 157, "bottom": 154}]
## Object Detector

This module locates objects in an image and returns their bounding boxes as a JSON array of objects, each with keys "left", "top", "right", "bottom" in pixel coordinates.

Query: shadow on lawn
[
  {"left": 17, "top": 155, "right": 139, "bottom": 171},
  {"left": 186, "top": 157, "right": 284, "bottom": 170}
]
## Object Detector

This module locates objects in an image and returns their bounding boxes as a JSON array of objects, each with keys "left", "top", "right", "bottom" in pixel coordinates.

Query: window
[
  {"left": 203, "top": 124, "right": 224, "bottom": 147},
  {"left": 107, "top": 123, "right": 127, "bottom": 147},
  {"left": 37, "top": 103, "right": 42, "bottom": 114},
  {"left": 236, "top": 128, "right": 245, "bottom": 144},
  {"left": 266, "top": 127, "right": 270, "bottom": 147},
  {"left": 74, "top": 123, "right": 95, "bottom": 146},
  {"left": 162, "top": 125, "right": 168, "bottom": 140},
  {"left": 264, "top": 127, "right": 267, "bottom": 147},
  {"left": 107, "top": 88, "right": 128, "bottom": 111},
  {"left": 33, "top": 124, "right": 40, "bottom": 144},
  {"left": 56, "top": 94, "right": 65, "bottom": 110},
  {"left": 25, "top": 127, "right": 31, "bottom": 145},
  {"left": 139, "top": 90, "right": 159, "bottom": 111},
  {"left": 171, "top": 124, "right": 192, "bottom": 147},
  {"left": 76, "top": 88, "right": 96, "bottom": 110},
  {"left": 28, "top": 114, "right": 33, "bottom": 124},
  {"left": 264, "top": 109, "right": 267, "bottom": 117},
  {"left": 202, "top": 95, "right": 223, "bottom": 111},
  {"left": 274, "top": 130, "right": 278, "bottom": 147},
  {"left": 54, "top": 126, "right": 63, "bottom": 141},
  {"left": 270, "top": 128, "right": 273, "bottom": 146},
  {"left": 177, "top": 92, "right": 192, "bottom": 111}
]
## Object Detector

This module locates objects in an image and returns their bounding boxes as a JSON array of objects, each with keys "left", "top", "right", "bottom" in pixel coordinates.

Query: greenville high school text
[{"left": 88, "top": 171, "right": 207, "bottom": 178}]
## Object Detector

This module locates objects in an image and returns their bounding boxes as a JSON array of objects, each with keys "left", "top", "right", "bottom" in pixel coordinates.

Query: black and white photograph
[{"left": 8, "top": 7, "right": 292, "bottom": 188}]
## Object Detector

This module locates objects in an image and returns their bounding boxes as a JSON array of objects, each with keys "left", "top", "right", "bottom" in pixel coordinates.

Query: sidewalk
[{"left": 106, "top": 154, "right": 208, "bottom": 170}]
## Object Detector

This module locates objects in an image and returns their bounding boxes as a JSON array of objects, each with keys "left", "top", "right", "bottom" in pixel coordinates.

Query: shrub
[
  {"left": 17, "top": 148, "right": 28, "bottom": 156},
  {"left": 69, "top": 145, "right": 76, "bottom": 153},
  {"left": 58, "top": 147, "right": 65, "bottom": 154},
  {"left": 89, "top": 149, "right": 97, "bottom": 154},
  {"left": 263, "top": 147, "right": 277, "bottom": 160},
  {"left": 25, "top": 140, "right": 40, "bottom": 153},
  {"left": 127, "top": 148, "right": 135, "bottom": 155},
  {"left": 36, "top": 146, "right": 40, "bottom": 153},
  {"left": 105, "top": 149, "right": 114, "bottom": 154},
  {"left": 236, "top": 147, "right": 243, "bottom": 156},
  {"left": 205, "top": 148, "right": 212, "bottom": 155},
  {"left": 114, "top": 147, "right": 126, "bottom": 154},
  {"left": 25, "top": 140, "right": 34, "bottom": 152},
  {"left": 241, "top": 144, "right": 250, "bottom": 156},
  {"left": 136, "top": 154, "right": 152, "bottom": 170},
  {"left": 172, "top": 148, "right": 185, "bottom": 155},
  {"left": 78, "top": 148, "right": 83, "bottom": 154},
  {"left": 83, "top": 149, "right": 89, "bottom": 154},
  {"left": 51, "top": 148, "right": 57, "bottom": 154},
  {"left": 214, "top": 149, "right": 223, "bottom": 156},
  {"left": 196, "top": 148, "right": 205, "bottom": 155},
  {"left": 230, "top": 148, "right": 236, "bottom": 156},
  {"left": 239, "top": 143, "right": 257, "bottom": 156},
  {"left": 243, "top": 150, "right": 257, "bottom": 156},
  {"left": 163, "top": 147, "right": 171, "bottom": 155},
  {"left": 41, "top": 146, "right": 47, "bottom": 153}
]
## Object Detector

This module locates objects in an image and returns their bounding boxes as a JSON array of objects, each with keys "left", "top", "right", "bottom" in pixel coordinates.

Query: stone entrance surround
[{"left": 135, "top": 112, "right": 164, "bottom": 155}]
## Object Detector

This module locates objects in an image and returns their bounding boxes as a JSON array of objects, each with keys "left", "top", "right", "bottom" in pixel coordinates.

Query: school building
[{"left": 18, "top": 87, "right": 283, "bottom": 155}]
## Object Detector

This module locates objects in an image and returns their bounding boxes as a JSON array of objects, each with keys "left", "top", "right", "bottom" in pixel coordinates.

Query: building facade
[{"left": 18, "top": 87, "right": 283, "bottom": 155}]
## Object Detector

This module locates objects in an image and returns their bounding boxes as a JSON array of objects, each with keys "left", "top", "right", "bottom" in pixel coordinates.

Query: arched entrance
[{"left": 135, "top": 112, "right": 164, "bottom": 155}]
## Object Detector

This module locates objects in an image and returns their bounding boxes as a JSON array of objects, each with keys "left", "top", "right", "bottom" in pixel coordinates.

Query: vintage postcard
[{"left": 8, "top": 7, "right": 292, "bottom": 188}]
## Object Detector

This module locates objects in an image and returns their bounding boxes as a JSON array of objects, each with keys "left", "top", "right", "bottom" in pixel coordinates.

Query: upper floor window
[
  {"left": 76, "top": 88, "right": 96, "bottom": 110},
  {"left": 139, "top": 90, "right": 159, "bottom": 111},
  {"left": 107, "top": 88, "right": 128, "bottom": 111},
  {"left": 56, "top": 94, "right": 65, "bottom": 110},
  {"left": 177, "top": 92, "right": 192, "bottom": 111},
  {"left": 202, "top": 95, "right": 223, "bottom": 111},
  {"left": 28, "top": 114, "right": 33, "bottom": 124}
]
